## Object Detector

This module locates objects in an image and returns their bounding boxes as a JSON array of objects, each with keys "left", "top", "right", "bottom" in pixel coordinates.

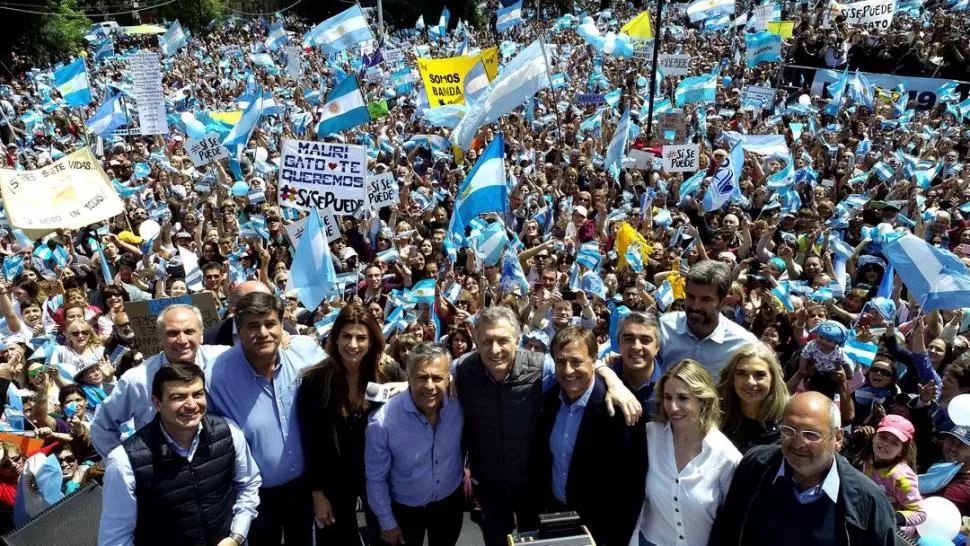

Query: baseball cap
[
  {"left": 574, "top": 205, "right": 588, "bottom": 218},
  {"left": 877, "top": 414, "right": 915, "bottom": 443},
  {"left": 942, "top": 425, "right": 970, "bottom": 446}
]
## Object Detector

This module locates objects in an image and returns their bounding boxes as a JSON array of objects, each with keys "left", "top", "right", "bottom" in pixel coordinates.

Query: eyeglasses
[
  {"left": 869, "top": 367, "right": 894, "bottom": 378},
  {"left": 70, "top": 331, "right": 89, "bottom": 337},
  {"left": 779, "top": 425, "right": 830, "bottom": 444},
  {"left": 28, "top": 367, "right": 44, "bottom": 378},
  {"left": 535, "top": 254, "right": 549, "bottom": 260},
  {"left": 58, "top": 455, "right": 76, "bottom": 464}
]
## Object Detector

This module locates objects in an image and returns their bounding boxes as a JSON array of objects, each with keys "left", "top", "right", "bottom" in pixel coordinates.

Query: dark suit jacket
[
  {"left": 535, "top": 376, "right": 647, "bottom": 546},
  {"left": 203, "top": 317, "right": 298, "bottom": 346}
]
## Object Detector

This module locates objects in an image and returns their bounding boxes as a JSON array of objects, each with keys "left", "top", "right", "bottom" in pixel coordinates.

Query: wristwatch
[{"left": 229, "top": 532, "right": 247, "bottom": 546}]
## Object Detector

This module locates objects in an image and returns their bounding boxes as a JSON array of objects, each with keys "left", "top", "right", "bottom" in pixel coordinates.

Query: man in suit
[
  {"left": 203, "top": 280, "right": 297, "bottom": 345},
  {"left": 536, "top": 325, "right": 646, "bottom": 545}
]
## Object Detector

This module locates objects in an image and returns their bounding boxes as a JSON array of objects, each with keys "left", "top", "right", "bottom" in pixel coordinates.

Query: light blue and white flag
[
  {"left": 316, "top": 76, "right": 370, "bottom": 137},
  {"left": 686, "top": 0, "right": 735, "bottom": 22},
  {"left": 496, "top": 0, "right": 525, "bottom": 32},
  {"left": 160, "top": 20, "right": 188, "bottom": 57},
  {"left": 451, "top": 40, "right": 550, "bottom": 150},
  {"left": 882, "top": 233, "right": 970, "bottom": 312},
  {"left": 472, "top": 221, "right": 510, "bottom": 266},
  {"left": 304, "top": 5, "right": 374, "bottom": 53},
  {"left": 605, "top": 107, "right": 631, "bottom": 178},
  {"left": 656, "top": 279, "right": 675, "bottom": 310},
  {"left": 94, "top": 38, "right": 114, "bottom": 62},
  {"left": 744, "top": 32, "right": 782, "bottom": 67},
  {"left": 286, "top": 209, "right": 338, "bottom": 310},
  {"left": 500, "top": 250, "right": 530, "bottom": 295},
  {"left": 449, "top": 133, "right": 508, "bottom": 239},
  {"left": 845, "top": 335, "right": 878, "bottom": 366},
  {"left": 674, "top": 72, "right": 717, "bottom": 107},
  {"left": 464, "top": 61, "right": 489, "bottom": 104},
  {"left": 85, "top": 90, "right": 126, "bottom": 137},
  {"left": 53, "top": 58, "right": 92, "bottom": 107}
]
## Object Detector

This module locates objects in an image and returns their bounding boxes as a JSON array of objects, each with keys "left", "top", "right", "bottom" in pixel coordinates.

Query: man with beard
[
  {"left": 658, "top": 260, "right": 756, "bottom": 376},
  {"left": 91, "top": 305, "right": 231, "bottom": 457},
  {"left": 103, "top": 310, "right": 135, "bottom": 356}
]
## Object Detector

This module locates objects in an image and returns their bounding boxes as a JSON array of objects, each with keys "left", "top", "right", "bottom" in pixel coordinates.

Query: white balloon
[
  {"left": 916, "top": 496, "right": 961, "bottom": 540},
  {"left": 255, "top": 147, "right": 268, "bottom": 163},
  {"left": 603, "top": 32, "right": 616, "bottom": 54},
  {"left": 798, "top": 94, "right": 811, "bottom": 105},
  {"left": 949, "top": 394, "right": 970, "bottom": 426},
  {"left": 138, "top": 220, "right": 161, "bottom": 242}
]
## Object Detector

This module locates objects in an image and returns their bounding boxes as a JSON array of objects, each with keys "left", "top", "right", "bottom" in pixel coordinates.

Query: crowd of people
[{"left": 0, "top": 0, "right": 968, "bottom": 544}]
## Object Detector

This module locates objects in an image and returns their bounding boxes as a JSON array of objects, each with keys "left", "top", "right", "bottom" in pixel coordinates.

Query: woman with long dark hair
[{"left": 296, "top": 303, "right": 406, "bottom": 545}]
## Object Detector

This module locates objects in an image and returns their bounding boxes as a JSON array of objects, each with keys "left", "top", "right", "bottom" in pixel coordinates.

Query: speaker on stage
[{"left": 2, "top": 483, "right": 102, "bottom": 546}]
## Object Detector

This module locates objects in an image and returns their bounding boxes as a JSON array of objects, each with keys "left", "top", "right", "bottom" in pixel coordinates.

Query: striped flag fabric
[
  {"left": 686, "top": 0, "right": 735, "bottom": 22},
  {"left": 160, "top": 20, "right": 188, "bottom": 57},
  {"left": 316, "top": 76, "right": 370, "bottom": 137},
  {"left": 449, "top": 133, "right": 508, "bottom": 240},
  {"left": 53, "top": 58, "right": 92, "bottom": 107},
  {"left": 575, "top": 242, "right": 601, "bottom": 270},
  {"left": 496, "top": 0, "right": 525, "bottom": 32},
  {"left": 656, "top": 280, "right": 675, "bottom": 310},
  {"left": 845, "top": 336, "right": 878, "bottom": 367},
  {"left": 85, "top": 90, "right": 126, "bottom": 137},
  {"left": 674, "top": 72, "right": 717, "bottom": 107},
  {"left": 304, "top": 4, "right": 374, "bottom": 53},
  {"left": 464, "top": 61, "right": 489, "bottom": 104},
  {"left": 472, "top": 221, "right": 510, "bottom": 267}
]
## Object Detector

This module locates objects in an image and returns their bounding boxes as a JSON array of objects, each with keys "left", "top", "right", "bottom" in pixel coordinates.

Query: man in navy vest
[{"left": 99, "top": 362, "right": 262, "bottom": 546}]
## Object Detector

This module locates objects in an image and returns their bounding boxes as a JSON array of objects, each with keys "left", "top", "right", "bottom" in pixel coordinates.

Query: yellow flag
[
  {"left": 621, "top": 12, "right": 654, "bottom": 39},
  {"left": 766, "top": 21, "right": 794, "bottom": 38},
  {"left": 479, "top": 47, "right": 499, "bottom": 80}
]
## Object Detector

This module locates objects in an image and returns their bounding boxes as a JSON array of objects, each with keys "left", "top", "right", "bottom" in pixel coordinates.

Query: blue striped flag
[
  {"left": 656, "top": 279, "right": 675, "bottom": 310},
  {"left": 160, "top": 20, "right": 188, "bottom": 57},
  {"left": 304, "top": 5, "right": 374, "bottom": 53},
  {"left": 316, "top": 76, "right": 370, "bottom": 137},
  {"left": 576, "top": 242, "right": 601, "bottom": 270},
  {"left": 496, "top": 0, "right": 524, "bottom": 32},
  {"left": 744, "top": 32, "right": 782, "bottom": 67},
  {"left": 449, "top": 133, "right": 508, "bottom": 240},
  {"left": 85, "top": 90, "right": 126, "bottom": 137},
  {"left": 53, "top": 58, "right": 92, "bottom": 107},
  {"left": 845, "top": 336, "right": 878, "bottom": 367},
  {"left": 674, "top": 73, "right": 717, "bottom": 107},
  {"left": 472, "top": 221, "right": 510, "bottom": 267}
]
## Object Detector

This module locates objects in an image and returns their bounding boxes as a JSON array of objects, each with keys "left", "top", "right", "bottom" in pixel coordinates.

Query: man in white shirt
[{"left": 658, "top": 260, "right": 756, "bottom": 376}]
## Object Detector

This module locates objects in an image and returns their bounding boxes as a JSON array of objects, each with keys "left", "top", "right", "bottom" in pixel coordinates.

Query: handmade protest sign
[
  {"left": 277, "top": 139, "right": 366, "bottom": 215},
  {"left": 662, "top": 144, "right": 700, "bottom": 173},
  {"left": 657, "top": 112, "right": 687, "bottom": 143},
  {"left": 657, "top": 54, "right": 691, "bottom": 76},
  {"left": 842, "top": 0, "right": 896, "bottom": 29},
  {"left": 740, "top": 86, "right": 777, "bottom": 110},
  {"left": 575, "top": 93, "right": 606, "bottom": 105},
  {"left": 285, "top": 46, "right": 302, "bottom": 79},
  {"left": 0, "top": 147, "right": 125, "bottom": 239},
  {"left": 366, "top": 172, "right": 400, "bottom": 210},
  {"left": 186, "top": 133, "right": 228, "bottom": 167},
  {"left": 417, "top": 54, "right": 481, "bottom": 106},
  {"left": 124, "top": 292, "right": 219, "bottom": 356},
  {"left": 129, "top": 51, "right": 168, "bottom": 135}
]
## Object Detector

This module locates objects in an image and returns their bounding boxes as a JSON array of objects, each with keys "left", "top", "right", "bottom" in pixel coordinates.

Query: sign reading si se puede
[
  {"left": 662, "top": 144, "right": 700, "bottom": 173},
  {"left": 657, "top": 54, "right": 691, "bottom": 76},
  {"left": 365, "top": 172, "right": 400, "bottom": 210},
  {"left": 842, "top": 0, "right": 896, "bottom": 29},
  {"left": 186, "top": 133, "right": 228, "bottom": 167},
  {"left": 277, "top": 139, "right": 366, "bottom": 215}
]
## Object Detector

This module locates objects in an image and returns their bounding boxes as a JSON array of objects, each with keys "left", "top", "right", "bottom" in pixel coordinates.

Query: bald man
[
  {"left": 709, "top": 392, "right": 896, "bottom": 546},
  {"left": 203, "top": 280, "right": 298, "bottom": 345}
]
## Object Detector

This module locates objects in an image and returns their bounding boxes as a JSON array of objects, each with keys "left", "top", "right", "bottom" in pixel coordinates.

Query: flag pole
[
  {"left": 538, "top": 37, "right": 564, "bottom": 139},
  {"left": 645, "top": 0, "right": 665, "bottom": 140}
]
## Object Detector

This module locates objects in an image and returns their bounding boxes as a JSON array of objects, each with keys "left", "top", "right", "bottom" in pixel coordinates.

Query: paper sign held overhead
[
  {"left": 657, "top": 111, "right": 687, "bottom": 143},
  {"left": 277, "top": 139, "right": 366, "bottom": 215},
  {"left": 842, "top": 0, "right": 896, "bottom": 29},
  {"left": 365, "top": 172, "right": 400, "bottom": 210},
  {"left": 124, "top": 292, "right": 219, "bottom": 357},
  {"left": 740, "top": 86, "right": 777, "bottom": 110},
  {"left": 662, "top": 144, "right": 700, "bottom": 172},
  {"left": 657, "top": 54, "right": 691, "bottom": 76},
  {"left": 186, "top": 133, "right": 228, "bottom": 167},
  {"left": 129, "top": 51, "right": 168, "bottom": 135}
]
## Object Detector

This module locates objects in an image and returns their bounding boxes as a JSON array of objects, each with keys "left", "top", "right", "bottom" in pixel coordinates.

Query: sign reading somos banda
[{"left": 277, "top": 139, "right": 366, "bottom": 215}]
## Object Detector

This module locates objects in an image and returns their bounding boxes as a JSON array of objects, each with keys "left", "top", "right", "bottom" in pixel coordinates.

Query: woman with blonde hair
[
  {"left": 716, "top": 342, "right": 789, "bottom": 453},
  {"left": 630, "top": 359, "right": 741, "bottom": 546}
]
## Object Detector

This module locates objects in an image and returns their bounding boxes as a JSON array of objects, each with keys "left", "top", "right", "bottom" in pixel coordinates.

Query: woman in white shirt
[{"left": 630, "top": 359, "right": 742, "bottom": 546}]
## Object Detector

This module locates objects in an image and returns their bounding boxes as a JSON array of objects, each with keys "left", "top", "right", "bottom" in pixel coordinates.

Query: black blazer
[
  {"left": 534, "top": 376, "right": 647, "bottom": 546},
  {"left": 203, "top": 317, "right": 298, "bottom": 346}
]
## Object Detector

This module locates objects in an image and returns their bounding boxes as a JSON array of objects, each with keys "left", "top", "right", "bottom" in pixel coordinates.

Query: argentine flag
[
  {"left": 316, "top": 76, "right": 370, "bottom": 137},
  {"left": 496, "top": 0, "right": 525, "bottom": 32},
  {"left": 160, "top": 20, "right": 188, "bottom": 57},
  {"left": 745, "top": 32, "right": 782, "bottom": 67},
  {"left": 85, "top": 90, "right": 126, "bottom": 137},
  {"left": 53, "top": 58, "right": 92, "bottom": 107},
  {"left": 304, "top": 4, "right": 374, "bottom": 53},
  {"left": 687, "top": 0, "right": 736, "bottom": 22},
  {"left": 674, "top": 73, "right": 717, "bottom": 107},
  {"left": 605, "top": 107, "right": 631, "bottom": 178},
  {"left": 449, "top": 133, "right": 509, "bottom": 240},
  {"left": 464, "top": 61, "right": 489, "bottom": 104},
  {"left": 94, "top": 38, "right": 114, "bottom": 62}
]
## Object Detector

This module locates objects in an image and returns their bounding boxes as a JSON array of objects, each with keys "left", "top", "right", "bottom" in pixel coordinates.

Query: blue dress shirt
[
  {"left": 549, "top": 380, "right": 595, "bottom": 504},
  {"left": 658, "top": 311, "right": 757, "bottom": 376},
  {"left": 98, "top": 417, "right": 262, "bottom": 546},
  {"left": 364, "top": 392, "right": 464, "bottom": 531},
  {"left": 91, "top": 345, "right": 230, "bottom": 458},
  {"left": 206, "top": 335, "right": 325, "bottom": 488}
]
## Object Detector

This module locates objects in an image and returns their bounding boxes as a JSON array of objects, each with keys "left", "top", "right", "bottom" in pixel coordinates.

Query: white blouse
[{"left": 629, "top": 422, "right": 742, "bottom": 546}]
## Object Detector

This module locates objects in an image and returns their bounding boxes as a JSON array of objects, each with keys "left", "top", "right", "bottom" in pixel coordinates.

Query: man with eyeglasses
[{"left": 710, "top": 392, "right": 896, "bottom": 546}]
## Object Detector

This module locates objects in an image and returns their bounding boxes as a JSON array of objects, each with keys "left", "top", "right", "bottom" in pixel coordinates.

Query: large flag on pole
[
  {"left": 882, "top": 233, "right": 970, "bottom": 312},
  {"left": 85, "top": 90, "right": 126, "bottom": 137},
  {"left": 303, "top": 5, "right": 374, "bottom": 53},
  {"left": 159, "top": 20, "right": 188, "bottom": 57},
  {"left": 449, "top": 133, "right": 508, "bottom": 240},
  {"left": 53, "top": 59, "right": 92, "bottom": 107},
  {"left": 287, "top": 209, "right": 338, "bottom": 310},
  {"left": 316, "top": 76, "right": 370, "bottom": 137},
  {"left": 451, "top": 40, "right": 550, "bottom": 150}
]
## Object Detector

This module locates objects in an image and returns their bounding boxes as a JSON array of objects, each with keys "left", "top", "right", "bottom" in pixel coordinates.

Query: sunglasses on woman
[{"left": 869, "top": 367, "right": 894, "bottom": 378}]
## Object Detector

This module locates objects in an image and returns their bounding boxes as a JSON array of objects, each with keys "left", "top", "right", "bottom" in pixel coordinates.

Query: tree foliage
[
  {"left": 2, "top": 0, "right": 91, "bottom": 65},
  {"left": 150, "top": 0, "right": 227, "bottom": 33}
]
